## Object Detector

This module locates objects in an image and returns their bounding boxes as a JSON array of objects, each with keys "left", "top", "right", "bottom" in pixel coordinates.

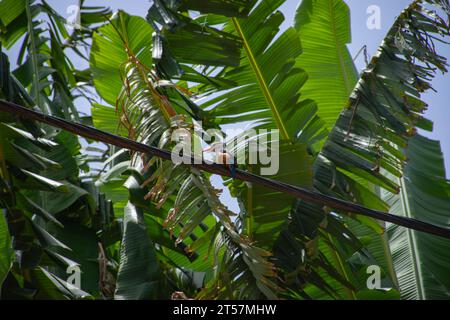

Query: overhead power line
[{"left": 1, "top": 99, "right": 450, "bottom": 239}]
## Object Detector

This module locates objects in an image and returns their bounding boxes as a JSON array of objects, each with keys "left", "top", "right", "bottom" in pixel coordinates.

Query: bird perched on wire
[{"left": 203, "top": 142, "right": 237, "bottom": 178}]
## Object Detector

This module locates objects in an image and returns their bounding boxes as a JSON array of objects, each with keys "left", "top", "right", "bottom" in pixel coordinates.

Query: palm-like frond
[
  {"left": 152, "top": 0, "right": 450, "bottom": 299},
  {"left": 147, "top": 0, "right": 378, "bottom": 299},
  {"left": 0, "top": 1, "right": 125, "bottom": 299},
  {"left": 385, "top": 135, "right": 450, "bottom": 299},
  {"left": 289, "top": 0, "right": 450, "bottom": 298},
  {"left": 316, "top": 0, "right": 450, "bottom": 199},
  {"left": 294, "top": 0, "right": 358, "bottom": 130},
  {"left": 0, "top": 46, "right": 113, "bottom": 299},
  {"left": 90, "top": 10, "right": 278, "bottom": 299}
]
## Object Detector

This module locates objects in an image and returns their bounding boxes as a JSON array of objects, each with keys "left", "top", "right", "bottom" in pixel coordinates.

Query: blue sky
[{"left": 7, "top": 0, "right": 450, "bottom": 176}]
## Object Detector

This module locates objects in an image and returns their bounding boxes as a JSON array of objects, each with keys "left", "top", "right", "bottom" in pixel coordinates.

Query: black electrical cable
[{"left": 1, "top": 99, "right": 450, "bottom": 239}]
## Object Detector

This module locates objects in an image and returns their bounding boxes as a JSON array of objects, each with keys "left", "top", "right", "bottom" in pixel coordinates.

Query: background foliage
[{"left": 0, "top": 0, "right": 449, "bottom": 300}]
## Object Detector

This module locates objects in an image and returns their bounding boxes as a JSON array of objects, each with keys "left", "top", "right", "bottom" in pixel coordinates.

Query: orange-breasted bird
[{"left": 203, "top": 142, "right": 237, "bottom": 178}]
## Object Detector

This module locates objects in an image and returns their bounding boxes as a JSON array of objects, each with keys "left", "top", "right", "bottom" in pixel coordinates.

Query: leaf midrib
[{"left": 231, "top": 17, "right": 291, "bottom": 141}]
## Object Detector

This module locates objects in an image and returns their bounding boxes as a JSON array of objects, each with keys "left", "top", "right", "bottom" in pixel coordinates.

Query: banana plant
[
  {"left": 145, "top": 0, "right": 450, "bottom": 299},
  {"left": 0, "top": 0, "right": 120, "bottom": 299},
  {"left": 0, "top": 0, "right": 449, "bottom": 300},
  {"left": 253, "top": 0, "right": 450, "bottom": 299},
  {"left": 90, "top": 10, "right": 279, "bottom": 299}
]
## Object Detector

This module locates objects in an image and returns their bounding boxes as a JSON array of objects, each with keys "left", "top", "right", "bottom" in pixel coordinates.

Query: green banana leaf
[
  {"left": 114, "top": 201, "right": 165, "bottom": 299},
  {"left": 90, "top": 11, "right": 153, "bottom": 105},
  {"left": 385, "top": 135, "right": 450, "bottom": 299},
  {"left": 295, "top": 0, "right": 358, "bottom": 130}
]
